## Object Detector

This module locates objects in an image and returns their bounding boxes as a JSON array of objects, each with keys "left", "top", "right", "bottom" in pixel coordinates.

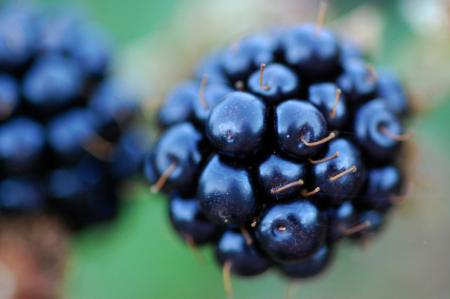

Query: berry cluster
[
  {"left": 0, "top": 4, "right": 147, "bottom": 229},
  {"left": 146, "top": 23, "right": 410, "bottom": 280}
]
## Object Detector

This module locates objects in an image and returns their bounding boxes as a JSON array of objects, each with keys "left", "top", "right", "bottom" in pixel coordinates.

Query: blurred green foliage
[{"left": 40, "top": 0, "right": 179, "bottom": 44}]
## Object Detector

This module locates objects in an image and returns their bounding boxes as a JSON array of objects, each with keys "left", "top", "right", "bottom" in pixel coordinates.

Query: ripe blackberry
[
  {"left": 0, "top": 3, "right": 147, "bottom": 230},
  {"left": 146, "top": 10, "right": 411, "bottom": 292}
]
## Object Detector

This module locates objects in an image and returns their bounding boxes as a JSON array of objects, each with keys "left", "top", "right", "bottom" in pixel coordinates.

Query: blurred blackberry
[
  {"left": 0, "top": 3, "right": 148, "bottom": 230},
  {"left": 146, "top": 19, "right": 411, "bottom": 283}
]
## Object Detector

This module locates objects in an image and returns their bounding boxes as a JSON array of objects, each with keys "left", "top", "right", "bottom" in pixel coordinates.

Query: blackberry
[
  {"left": 146, "top": 13, "right": 411, "bottom": 290},
  {"left": 247, "top": 63, "right": 299, "bottom": 102},
  {"left": 0, "top": 3, "right": 147, "bottom": 230}
]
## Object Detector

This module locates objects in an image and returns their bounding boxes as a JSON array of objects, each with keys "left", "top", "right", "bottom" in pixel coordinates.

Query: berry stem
[
  {"left": 389, "top": 182, "right": 413, "bottom": 205},
  {"left": 277, "top": 224, "right": 287, "bottom": 232},
  {"left": 391, "top": 195, "right": 408, "bottom": 205},
  {"left": 259, "top": 64, "right": 270, "bottom": 91},
  {"left": 359, "top": 237, "right": 372, "bottom": 251},
  {"left": 240, "top": 227, "right": 253, "bottom": 245},
  {"left": 83, "top": 134, "right": 115, "bottom": 161},
  {"left": 184, "top": 235, "right": 205, "bottom": 264},
  {"left": 366, "top": 64, "right": 377, "bottom": 82},
  {"left": 223, "top": 261, "right": 234, "bottom": 299},
  {"left": 301, "top": 132, "right": 336, "bottom": 147},
  {"left": 391, "top": 182, "right": 412, "bottom": 205},
  {"left": 199, "top": 75, "right": 209, "bottom": 109},
  {"left": 301, "top": 187, "right": 320, "bottom": 197},
  {"left": 315, "top": 1, "right": 328, "bottom": 35},
  {"left": 343, "top": 220, "right": 371, "bottom": 236},
  {"left": 270, "top": 179, "right": 304, "bottom": 194},
  {"left": 329, "top": 165, "right": 357, "bottom": 182},
  {"left": 150, "top": 162, "right": 177, "bottom": 193},
  {"left": 329, "top": 88, "right": 341, "bottom": 119},
  {"left": 380, "top": 126, "right": 413, "bottom": 142},
  {"left": 284, "top": 282, "right": 298, "bottom": 299},
  {"left": 308, "top": 152, "right": 339, "bottom": 164}
]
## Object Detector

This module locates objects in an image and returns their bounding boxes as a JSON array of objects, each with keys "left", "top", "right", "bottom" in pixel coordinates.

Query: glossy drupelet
[
  {"left": 256, "top": 200, "right": 326, "bottom": 262},
  {"left": 169, "top": 194, "right": 220, "bottom": 245},
  {"left": 308, "top": 83, "right": 347, "bottom": 129},
  {"left": 257, "top": 154, "right": 307, "bottom": 201},
  {"left": 152, "top": 123, "right": 203, "bottom": 191},
  {"left": 276, "top": 100, "right": 328, "bottom": 159},
  {"left": 247, "top": 63, "right": 299, "bottom": 102},
  {"left": 206, "top": 92, "right": 267, "bottom": 158},
  {"left": 198, "top": 155, "right": 257, "bottom": 225},
  {"left": 313, "top": 138, "right": 366, "bottom": 205},
  {"left": 147, "top": 22, "right": 411, "bottom": 279},
  {"left": 215, "top": 230, "right": 270, "bottom": 276},
  {"left": 0, "top": 3, "right": 146, "bottom": 230}
]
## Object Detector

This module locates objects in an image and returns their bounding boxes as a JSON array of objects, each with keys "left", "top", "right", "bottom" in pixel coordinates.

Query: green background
[{"left": 35, "top": 0, "right": 450, "bottom": 298}]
